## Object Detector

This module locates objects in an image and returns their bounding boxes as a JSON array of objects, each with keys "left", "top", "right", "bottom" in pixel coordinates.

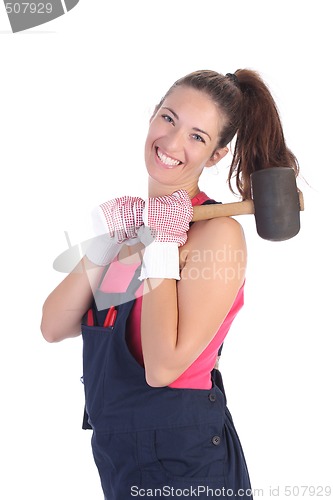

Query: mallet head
[{"left": 251, "top": 167, "right": 301, "bottom": 241}]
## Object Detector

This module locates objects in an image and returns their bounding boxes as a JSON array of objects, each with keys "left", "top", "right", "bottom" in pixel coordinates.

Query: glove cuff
[
  {"left": 139, "top": 241, "right": 180, "bottom": 280},
  {"left": 85, "top": 233, "right": 121, "bottom": 267}
]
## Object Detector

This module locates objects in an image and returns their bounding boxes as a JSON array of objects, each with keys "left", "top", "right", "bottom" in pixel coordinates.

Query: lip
[{"left": 155, "top": 146, "right": 183, "bottom": 169}]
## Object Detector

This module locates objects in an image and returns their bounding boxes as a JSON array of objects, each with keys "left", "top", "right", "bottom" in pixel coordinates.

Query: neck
[{"left": 148, "top": 177, "right": 200, "bottom": 199}]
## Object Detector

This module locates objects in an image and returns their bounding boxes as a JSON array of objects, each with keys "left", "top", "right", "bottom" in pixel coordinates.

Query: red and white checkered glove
[
  {"left": 138, "top": 190, "right": 193, "bottom": 280},
  {"left": 85, "top": 196, "right": 144, "bottom": 266}
]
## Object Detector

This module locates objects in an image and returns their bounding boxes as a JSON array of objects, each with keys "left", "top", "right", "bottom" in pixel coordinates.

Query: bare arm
[
  {"left": 140, "top": 217, "right": 247, "bottom": 387},
  {"left": 40, "top": 257, "right": 105, "bottom": 343}
]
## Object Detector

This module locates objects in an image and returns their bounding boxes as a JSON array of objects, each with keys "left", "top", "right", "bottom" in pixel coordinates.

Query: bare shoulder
[
  {"left": 180, "top": 216, "right": 246, "bottom": 271},
  {"left": 189, "top": 216, "right": 246, "bottom": 250}
]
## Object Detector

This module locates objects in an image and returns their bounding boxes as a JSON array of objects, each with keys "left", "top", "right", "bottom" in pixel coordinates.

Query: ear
[{"left": 205, "top": 147, "right": 229, "bottom": 168}]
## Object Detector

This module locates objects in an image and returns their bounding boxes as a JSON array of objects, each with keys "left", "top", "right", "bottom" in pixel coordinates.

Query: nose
[{"left": 164, "top": 127, "right": 186, "bottom": 153}]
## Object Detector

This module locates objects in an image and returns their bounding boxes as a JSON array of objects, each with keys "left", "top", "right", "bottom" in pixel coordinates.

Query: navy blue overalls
[{"left": 81, "top": 210, "right": 252, "bottom": 499}]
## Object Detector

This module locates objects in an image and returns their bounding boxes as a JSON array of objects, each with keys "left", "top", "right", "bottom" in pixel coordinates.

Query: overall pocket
[{"left": 152, "top": 420, "right": 227, "bottom": 484}]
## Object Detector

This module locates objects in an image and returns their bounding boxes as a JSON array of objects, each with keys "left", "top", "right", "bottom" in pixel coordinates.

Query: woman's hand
[
  {"left": 139, "top": 190, "right": 193, "bottom": 280},
  {"left": 98, "top": 195, "right": 145, "bottom": 242},
  {"left": 86, "top": 195, "right": 145, "bottom": 266},
  {"left": 140, "top": 190, "right": 193, "bottom": 245}
]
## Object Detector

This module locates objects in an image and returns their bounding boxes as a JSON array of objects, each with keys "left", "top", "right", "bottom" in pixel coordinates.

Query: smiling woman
[{"left": 41, "top": 69, "right": 299, "bottom": 499}]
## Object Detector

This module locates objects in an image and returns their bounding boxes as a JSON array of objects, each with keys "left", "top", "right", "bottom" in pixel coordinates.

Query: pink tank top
[{"left": 99, "top": 192, "right": 244, "bottom": 389}]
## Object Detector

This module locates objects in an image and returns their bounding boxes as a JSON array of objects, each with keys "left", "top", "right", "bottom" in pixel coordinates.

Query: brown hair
[{"left": 159, "top": 69, "right": 299, "bottom": 200}]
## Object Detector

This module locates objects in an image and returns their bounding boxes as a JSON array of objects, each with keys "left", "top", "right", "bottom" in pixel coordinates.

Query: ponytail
[{"left": 230, "top": 69, "right": 299, "bottom": 199}]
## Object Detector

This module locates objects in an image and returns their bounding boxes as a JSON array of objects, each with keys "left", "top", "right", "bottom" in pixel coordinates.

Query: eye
[
  {"left": 191, "top": 133, "right": 205, "bottom": 144},
  {"left": 161, "top": 114, "right": 175, "bottom": 125}
]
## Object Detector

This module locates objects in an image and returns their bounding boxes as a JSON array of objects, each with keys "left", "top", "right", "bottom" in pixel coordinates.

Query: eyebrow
[
  {"left": 161, "top": 107, "right": 212, "bottom": 141},
  {"left": 192, "top": 127, "right": 212, "bottom": 142}
]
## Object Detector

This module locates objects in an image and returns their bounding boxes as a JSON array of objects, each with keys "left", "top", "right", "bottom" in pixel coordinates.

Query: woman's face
[{"left": 144, "top": 85, "right": 227, "bottom": 196}]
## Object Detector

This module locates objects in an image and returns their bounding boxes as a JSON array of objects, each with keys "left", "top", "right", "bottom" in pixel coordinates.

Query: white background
[{"left": 1, "top": 1, "right": 332, "bottom": 498}]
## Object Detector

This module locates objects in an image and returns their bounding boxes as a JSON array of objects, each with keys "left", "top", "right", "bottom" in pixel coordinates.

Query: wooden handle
[
  {"left": 192, "top": 199, "right": 254, "bottom": 221},
  {"left": 192, "top": 191, "right": 304, "bottom": 222}
]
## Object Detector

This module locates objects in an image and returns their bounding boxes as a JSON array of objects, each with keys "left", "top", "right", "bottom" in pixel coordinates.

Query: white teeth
[{"left": 157, "top": 148, "right": 181, "bottom": 166}]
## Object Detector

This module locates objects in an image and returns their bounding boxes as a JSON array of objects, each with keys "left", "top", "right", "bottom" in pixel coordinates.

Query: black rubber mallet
[{"left": 192, "top": 167, "right": 304, "bottom": 241}]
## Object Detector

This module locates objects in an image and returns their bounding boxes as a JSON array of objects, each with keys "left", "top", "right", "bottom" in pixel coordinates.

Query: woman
[{"left": 41, "top": 69, "right": 299, "bottom": 499}]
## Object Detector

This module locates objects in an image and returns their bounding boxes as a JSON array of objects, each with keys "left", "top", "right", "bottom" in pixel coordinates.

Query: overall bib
[{"left": 81, "top": 264, "right": 252, "bottom": 500}]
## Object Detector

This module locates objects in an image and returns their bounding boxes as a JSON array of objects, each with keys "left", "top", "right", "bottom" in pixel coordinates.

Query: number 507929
[{"left": 5, "top": 3, "right": 53, "bottom": 14}]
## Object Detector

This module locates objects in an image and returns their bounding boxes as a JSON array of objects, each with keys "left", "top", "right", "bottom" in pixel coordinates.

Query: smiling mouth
[{"left": 156, "top": 147, "right": 182, "bottom": 167}]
